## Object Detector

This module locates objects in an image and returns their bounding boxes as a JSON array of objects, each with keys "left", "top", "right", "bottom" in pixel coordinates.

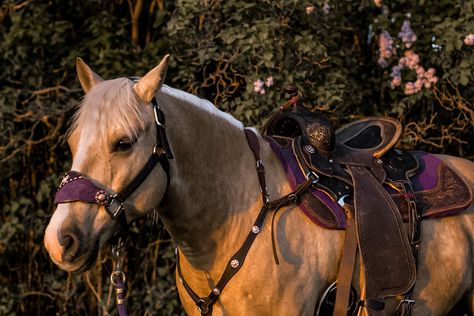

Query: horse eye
[{"left": 114, "top": 139, "right": 134, "bottom": 152}]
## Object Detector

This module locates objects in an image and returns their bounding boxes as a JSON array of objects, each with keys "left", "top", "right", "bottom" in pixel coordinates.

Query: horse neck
[{"left": 157, "top": 87, "right": 264, "bottom": 270}]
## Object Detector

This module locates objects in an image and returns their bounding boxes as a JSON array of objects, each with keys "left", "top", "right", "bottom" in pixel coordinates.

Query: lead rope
[{"left": 111, "top": 238, "right": 128, "bottom": 316}]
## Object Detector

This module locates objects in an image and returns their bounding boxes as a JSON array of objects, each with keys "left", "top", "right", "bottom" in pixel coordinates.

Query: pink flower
[
  {"left": 254, "top": 79, "right": 265, "bottom": 94},
  {"left": 414, "top": 79, "right": 424, "bottom": 91},
  {"left": 415, "top": 65, "right": 425, "bottom": 79},
  {"left": 403, "top": 50, "right": 420, "bottom": 69},
  {"left": 464, "top": 34, "right": 474, "bottom": 46},
  {"left": 265, "top": 76, "right": 274, "bottom": 87},
  {"left": 377, "top": 30, "right": 394, "bottom": 67},
  {"left": 424, "top": 68, "right": 438, "bottom": 86},
  {"left": 404, "top": 82, "right": 416, "bottom": 95},
  {"left": 374, "top": 0, "right": 382, "bottom": 7},
  {"left": 306, "top": 4, "right": 316, "bottom": 15}
]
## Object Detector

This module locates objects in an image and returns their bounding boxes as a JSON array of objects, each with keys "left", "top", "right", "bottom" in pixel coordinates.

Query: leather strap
[
  {"left": 334, "top": 205, "right": 357, "bottom": 316},
  {"left": 176, "top": 128, "right": 318, "bottom": 315}
]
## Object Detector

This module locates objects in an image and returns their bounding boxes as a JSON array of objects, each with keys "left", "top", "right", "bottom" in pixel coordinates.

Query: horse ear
[
  {"left": 76, "top": 57, "right": 104, "bottom": 93},
  {"left": 133, "top": 54, "right": 170, "bottom": 103}
]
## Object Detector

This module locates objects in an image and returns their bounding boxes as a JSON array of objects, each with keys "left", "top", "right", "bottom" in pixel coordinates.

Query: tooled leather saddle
[{"left": 261, "top": 87, "right": 472, "bottom": 316}]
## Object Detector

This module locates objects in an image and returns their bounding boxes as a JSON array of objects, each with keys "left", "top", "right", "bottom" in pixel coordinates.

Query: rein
[
  {"left": 176, "top": 129, "right": 318, "bottom": 315},
  {"left": 54, "top": 93, "right": 174, "bottom": 316}
]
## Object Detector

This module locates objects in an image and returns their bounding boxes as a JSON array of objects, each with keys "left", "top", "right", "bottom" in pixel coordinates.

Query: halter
[{"left": 54, "top": 95, "right": 174, "bottom": 235}]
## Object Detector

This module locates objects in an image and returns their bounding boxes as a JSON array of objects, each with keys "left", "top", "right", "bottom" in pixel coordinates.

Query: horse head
[{"left": 44, "top": 56, "right": 172, "bottom": 272}]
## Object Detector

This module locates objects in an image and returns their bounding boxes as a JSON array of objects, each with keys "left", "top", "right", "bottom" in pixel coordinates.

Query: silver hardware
[
  {"left": 153, "top": 106, "right": 165, "bottom": 127},
  {"left": 251, "top": 226, "right": 260, "bottom": 234},
  {"left": 329, "top": 159, "right": 333, "bottom": 163},
  {"left": 212, "top": 288, "right": 221, "bottom": 295},
  {"left": 306, "top": 171, "right": 319, "bottom": 184},
  {"left": 304, "top": 144, "right": 316, "bottom": 154},
  {"left": 397, "top": 298, "right": 415, "bottom": 311},
  {"left": 107, "top": 195, "right": 124, "bottom": 218},
  {"left": 338, "top": 195, "right": 349, "bottom": 206},
  {"left": 256, "top": 160, "right": 264, "bottom": 168},
  {"left": 230, "top": 259, "right": 239, "bottom": 269},
  {"left": 376, "top": 158, "right": 383, "bottom": 165}
]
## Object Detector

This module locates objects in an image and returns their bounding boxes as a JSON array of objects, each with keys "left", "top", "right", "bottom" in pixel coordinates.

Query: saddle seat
[{"left": 262, "top": 100, "right": 472, "bottom": 315}]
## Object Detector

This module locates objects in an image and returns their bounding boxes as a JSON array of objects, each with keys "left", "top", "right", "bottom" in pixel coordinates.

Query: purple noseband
[{"left": 55, "top": 170, "right": 114, "bottom": 209}]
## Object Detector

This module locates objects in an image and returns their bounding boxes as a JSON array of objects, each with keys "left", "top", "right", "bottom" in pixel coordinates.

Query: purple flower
[
  {"left": 323, "top": 2, "right": 330, "bottom": 15},
  {"left": 398, "top": 20, "right": 417, "bottom": 48},
  {"left": 391, "top": 65, "right": 402, "bottom": 78},
  {"left": 464, "top": 34, "right": 474, "bottom": 46},
  {"left": 378, "top": 30, "right": 394, "bottom": 67}
]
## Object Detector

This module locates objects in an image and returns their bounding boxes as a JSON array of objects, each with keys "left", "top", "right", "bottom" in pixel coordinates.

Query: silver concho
[
  {"left": 304, "top": 144, "right": 316, "bottom": 154},
  {"left": 230, "top": 259, "right": 240, "bottom": 269},
  {"left": 251, "top": 226, "right": 260, "bottom": 234}
]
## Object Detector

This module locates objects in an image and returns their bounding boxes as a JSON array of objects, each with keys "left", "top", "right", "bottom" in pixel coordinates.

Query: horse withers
[{"left": 44, "top": 55, "right": 474, "bottom": 315}]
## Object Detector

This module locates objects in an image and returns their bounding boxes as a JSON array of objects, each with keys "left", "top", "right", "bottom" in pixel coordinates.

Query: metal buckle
[
  {"left": 197, "top": 299, "right": 210, "bottom": 314},
  {"left": 396, "top": 298, "right": 415, "bottom": 311},
  {"left": 107, "top": 195, "right": 125, "bottom": 219},
  {"left": 306, "top": 171, "right": 319, "bottom": 184},
  {"left": 153, "top": 104, "right": 166, "bottom": 127}
]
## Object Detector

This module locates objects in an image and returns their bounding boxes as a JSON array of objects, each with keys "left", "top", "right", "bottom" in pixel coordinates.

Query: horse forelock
[{"left": 68, "top": 78, "right": 147, "bottom": 142}]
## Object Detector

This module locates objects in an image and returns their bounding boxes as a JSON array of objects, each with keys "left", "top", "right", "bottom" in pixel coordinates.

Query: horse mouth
[
  {"left": 71, "top": 249, "right": 99, "bottom": 273},
  {"left": 52, "top": 242, "right": 100, "bottom": 273}
]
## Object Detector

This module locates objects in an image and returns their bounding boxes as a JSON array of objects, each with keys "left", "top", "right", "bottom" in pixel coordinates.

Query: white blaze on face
[{"left": 44, "top": 204, "right": 70, "bottom": 265}]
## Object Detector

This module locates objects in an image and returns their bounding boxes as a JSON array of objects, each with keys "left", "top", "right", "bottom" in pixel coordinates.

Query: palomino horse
[{"left": 44, "top": 55, "right": 474, "bottom": 315}]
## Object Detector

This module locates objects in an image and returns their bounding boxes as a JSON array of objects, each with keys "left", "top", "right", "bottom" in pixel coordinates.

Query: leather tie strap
[{"left": 333, "top": 204, "right": 357, "bottom": 316}]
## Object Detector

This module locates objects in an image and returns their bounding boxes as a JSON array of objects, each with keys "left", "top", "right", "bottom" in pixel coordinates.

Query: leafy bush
[{"left": 0, "top": 0, "right": 472, "bottom": 315}]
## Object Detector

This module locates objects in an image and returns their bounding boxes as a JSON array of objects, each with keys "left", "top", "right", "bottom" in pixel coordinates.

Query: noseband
[{"left": 54, "top": 95, "right": 174, "bottom": 234}]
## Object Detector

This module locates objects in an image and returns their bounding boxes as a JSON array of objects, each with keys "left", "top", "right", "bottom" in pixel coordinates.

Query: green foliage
[{"left": 0, "top": 0, "right": 473, "bottom": 315}]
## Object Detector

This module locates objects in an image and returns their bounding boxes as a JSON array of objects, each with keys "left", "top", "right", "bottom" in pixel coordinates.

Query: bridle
[
  {"left": 54, "top": 92, "right": 174, "bottom": 316},
  {"left": 54, "top": 96, "right": 174, "bottom": 233}
]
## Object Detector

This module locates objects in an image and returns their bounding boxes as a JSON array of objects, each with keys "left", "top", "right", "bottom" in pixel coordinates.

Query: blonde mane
[{"left": 69, "top": 78, "right": 146, "bottom": 140}]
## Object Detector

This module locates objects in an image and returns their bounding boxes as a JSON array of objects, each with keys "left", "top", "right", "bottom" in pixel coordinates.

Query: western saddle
[{"left": 261, "top": 86, "right": 472, "bottom": 316}]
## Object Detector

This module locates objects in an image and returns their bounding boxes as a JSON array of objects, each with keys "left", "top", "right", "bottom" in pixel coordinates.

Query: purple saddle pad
[{"left": 268, "top": 137, "right": 472, "bottom": 230}]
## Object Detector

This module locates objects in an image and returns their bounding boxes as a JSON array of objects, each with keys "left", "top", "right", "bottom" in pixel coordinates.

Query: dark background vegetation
[{"left": 0, "top": 0, "right": 473, "bottom": 315}]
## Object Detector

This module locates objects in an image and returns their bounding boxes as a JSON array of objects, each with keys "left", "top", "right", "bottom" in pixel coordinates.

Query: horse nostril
[{"left": 59, "top": 231, "right": 80, "bottom": 261}]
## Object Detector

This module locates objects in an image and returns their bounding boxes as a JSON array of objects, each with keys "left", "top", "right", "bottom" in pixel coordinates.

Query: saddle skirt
[{"left": 267, "top": 136, "right": 472, "bottom": 230}]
